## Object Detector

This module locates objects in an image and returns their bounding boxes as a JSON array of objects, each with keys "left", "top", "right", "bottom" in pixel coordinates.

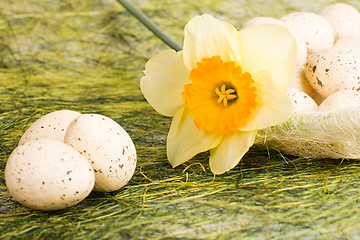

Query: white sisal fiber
[{"left": 255, "top": 111, "right": 360, "bottom": 159}]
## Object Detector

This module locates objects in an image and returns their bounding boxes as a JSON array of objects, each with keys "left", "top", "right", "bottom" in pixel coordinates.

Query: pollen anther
[{"left": 215, "top": 84, "right": 237, "bottom": 107}]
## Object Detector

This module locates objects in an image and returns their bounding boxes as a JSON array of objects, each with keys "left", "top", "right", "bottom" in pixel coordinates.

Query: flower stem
[{"left": 116, "top": 0, "right": 183, "bottom": 51}]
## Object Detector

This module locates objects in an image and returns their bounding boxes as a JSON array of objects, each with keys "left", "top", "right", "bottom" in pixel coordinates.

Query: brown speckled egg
[
  {"left": 289, "top": 65, "right": 324, "bottom": 105},
  {"left": 318, "top": 90, "right": 360, "bottom": 112},
  {"left": 319, "top": 3, "right": 360, "bottom": 41},
  {"left": 64, "top": 114, "right": 137, "bottom": 192},
  {"left": 19, "top": 110, "right": 81, "bottom": 145},
  {"left": 280, "top": 12, "right": 334, "bottom": 55},
  {"left": 286, "top": 88, "right": 318, "bottom": 113},
  {"left": 5, "top": 139, "right": 95, "bottom": 211},
  {"left": 304, "top": 46, "right": 360, "bottom": 98}
]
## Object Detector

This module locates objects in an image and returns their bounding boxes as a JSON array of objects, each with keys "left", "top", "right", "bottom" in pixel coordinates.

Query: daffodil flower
[{"left": 140, "top": 14, "right": 297, "bottom": 174}]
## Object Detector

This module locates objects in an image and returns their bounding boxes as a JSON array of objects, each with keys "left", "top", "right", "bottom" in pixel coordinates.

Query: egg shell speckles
[
  {"left": 289, "top": 65, "right": 324, "bottom": 105},
  {"left": 286, "top": 88, "right": 318, "bottom": 113},
  {"left": 64, "top": 114, "right": 137, "bottom": 192},
  {"left": 19, "top": 110, "right": 81, "bottom": 145},
  {"left": 318, "top": 90, "right": 360, "bottom": 112},
  {"left": 4, "top": 139, "right": 95, "bottom": 211},
  {"left": 305, "top": 46, "right": 360, "bottom": 98},
  {"left": 280, "top": 12, "right": 334, "bottom": 55},
  {"left": 319, "top": 3, "right": 360, "bottom": 41}
]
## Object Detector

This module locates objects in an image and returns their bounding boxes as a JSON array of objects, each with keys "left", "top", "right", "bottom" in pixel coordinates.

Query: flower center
[
  {"left": 215, "top": 84, "right": 237, "bottom": 107},
  {"left": 182, "top": 55, "right": 257, "bottom": 133}
]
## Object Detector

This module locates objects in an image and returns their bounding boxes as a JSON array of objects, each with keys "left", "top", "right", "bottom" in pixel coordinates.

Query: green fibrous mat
[{"left": 1, "top": 0, "right": 360, "bottom": 239}]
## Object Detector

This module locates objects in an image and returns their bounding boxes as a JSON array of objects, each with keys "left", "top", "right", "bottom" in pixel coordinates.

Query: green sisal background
[{"left": 0, "top": 0, "right": 359, "bottom": 239}]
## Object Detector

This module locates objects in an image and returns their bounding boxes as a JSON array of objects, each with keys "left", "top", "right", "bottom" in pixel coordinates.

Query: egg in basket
[{"left": 245, "top": 3, "right": 360, "bottom": 160}]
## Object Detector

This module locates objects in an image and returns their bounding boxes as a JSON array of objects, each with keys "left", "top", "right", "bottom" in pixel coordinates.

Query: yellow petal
[
  {"left": 183, "top": 14, "right": 242, "bottom": 70},
  {"left": 239, "top": 71, "right": 293, "bottom": 131},
  {"left": 167, "top": 106, "right": 223, "bottom": 167},
  {"left": 209, "top": 131, "right": 257, "bottom": 174},
  {"left": 140, "top": 49, "right": 190, "bottom": 117},
  {"left": 239, "top": 24, "right": 297, "bottom": 91}
]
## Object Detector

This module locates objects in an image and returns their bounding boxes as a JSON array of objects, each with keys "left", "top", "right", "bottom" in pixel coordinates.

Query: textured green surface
[{"left": 1, "top": 0, "right": 360, "bottom": 239}]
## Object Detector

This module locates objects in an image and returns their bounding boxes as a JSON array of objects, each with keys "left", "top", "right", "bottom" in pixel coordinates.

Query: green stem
[{"left": 116, "top": 0, "right": 183, "bottom": 51}]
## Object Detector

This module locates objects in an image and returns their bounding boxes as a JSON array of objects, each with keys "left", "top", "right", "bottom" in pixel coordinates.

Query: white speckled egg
[
  {"left": 319, "top": 3, "right": 360, "bottom": 41},
  {"left": 286, "top": 88, "right": 318, "bottom": 113},
  {"left": 242, "top": 17, "right": 307, "bottom": 65},
  {"left": 304, "top": 46, "right": 360, "bottom": 98},
  {"left": 64, "top": 114, "right": 137, "bottom": 192},
  {"left": 289, "top": 65, "right": 324, "bottom": 105},
  {"left": 280, "top": 12, "right": 334, "bottom": 55},
  {"left": 334, "top": 36, "right": 360, "bottom": 48},
  {"left": 318, "top": 90, "right": 360, "bottom": 112},
  {"left": 5, "top": 139, "right": 95, "bottom": 211},
  {"left": 19, "top": 110, "right": 81, "bottom": 145}
]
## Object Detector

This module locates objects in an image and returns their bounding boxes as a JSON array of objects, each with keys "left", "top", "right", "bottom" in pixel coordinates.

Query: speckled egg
[
  {"left": 64, "top": 114, "right": 137, "bottom": 192},
  {"left": 280, "top": 12, "right": 334, "bottom": 55},
  {"left": 334, "top": 36, "right": 360, "bottom": 48},
  {"left": 289, "top": 65, "right": 324, "bottom": 105},
  {"left": 304, "top": 46, "right": 360, "bottom": 98},
  {"left": 319, "top": 3, "right": 360, "bottom": 41},
  {"left": 19, "top": 110, "right": 81, "bottom": 145},
  {"left": 242, "top": 17, "right": 307, "bottom": 65},
  {"left": 286, "top": 88, "right": 318, "bottom": 113},
  {"left": 5, "top": 139, "right": 95, "bottom": 211},
  {"left": 318, "top": 90, "right": 360, "bottom": 112}
]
